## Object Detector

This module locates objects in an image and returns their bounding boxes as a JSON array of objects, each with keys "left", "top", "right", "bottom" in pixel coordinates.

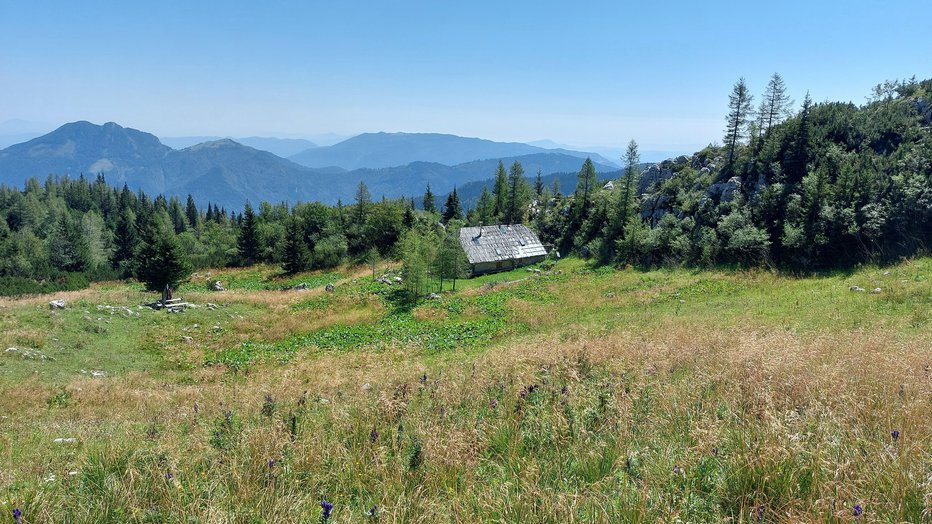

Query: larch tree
[
  {"left": 756, "top": 73, "right": 793, "bottom": 138},
  {"left": 724, "top": 77, "right": 755, "bottom": 169},
  {"left": 491, "top": 160, "right": 508, "bottom": 221}
]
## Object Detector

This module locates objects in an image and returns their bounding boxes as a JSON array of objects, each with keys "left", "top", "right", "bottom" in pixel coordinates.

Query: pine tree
[
  {"left": 442, "top": 186, "right": 463, "bottom": 223},
  {"left": 422, "top": 183, "right": 436, "bottom": 213},
  {"left": 757, "top": 73, "right": 793, "bottom": 138},
  {"left": 281, "top": 214, "right": 310, "bottom": 274},
  {"left": 786, "top": 92, "right": 813, "bottom": 184},
  {"left": 724, "top": 77, "right": 754, "bottom": 170},
  {"left": 237, "top": 202, "right": 260, "bottom": 265},
  {"left": 603, "top": 140, "right": 641, "bottom": 262},
  {"left": 534, "top": 170, "right": 544, "bottom": 199},
  {"left": 491, "top": 160, "right": 508, "bottom": 221}
]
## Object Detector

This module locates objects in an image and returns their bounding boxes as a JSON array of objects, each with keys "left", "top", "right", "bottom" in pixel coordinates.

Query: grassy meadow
[{"left": 0, "top": 258, "right": 930, "bottom": 523}]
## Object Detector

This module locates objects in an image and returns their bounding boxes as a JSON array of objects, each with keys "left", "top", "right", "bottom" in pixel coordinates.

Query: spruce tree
[
  {"left": 185, "top": 194, "right": 199, "bottom": 229},
  {"left": 724, "top": 77, "right": 755, "bottom": 170},
  {"left": 422, "top": 183, "right": 436, "bottom": 213},
  {"left": 534, "top": 169, "right": 544, "bottom": 199},
  {"left": 111, "top": 207, "right": 138, "bottom": 275},
  {"left": 575, "top": 158, "right": 598, "bottom": 218},
  {"left": 237, "top": 202, "right": 260, "bottom": 265},
  {"left": 475, "top": 186, "right": 493, "bottom": 225},
  {"left": 442, "top": 186, "right": 463, "bottom": 223},
  {"left": 281, "top": 214, "right": 310, "bottom": 274},
  {"left": 133, "top": 219, "right": 192, "bottom": 292}
]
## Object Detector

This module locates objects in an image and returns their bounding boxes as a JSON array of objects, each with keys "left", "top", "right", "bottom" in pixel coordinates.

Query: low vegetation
[{"left": 1, "top": 257, "right": 929, "bottom": 522}]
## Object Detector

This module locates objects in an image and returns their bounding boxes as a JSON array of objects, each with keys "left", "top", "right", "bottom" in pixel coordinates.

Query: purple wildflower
[
  {"left": 490, "top": 398, "right": 498, "bottom": 409},
  {"left": 711, "top": 446, "right": 719, "bottom": 457},
  {"left": 193, "top": 402, "right": 199, "bottom": 415},
  {"left": 165, "top": 471, "right": 173, "bottom": 480},
  {"left": 756, "top": 505, "right": 764, "bottom": 522},
  {"left": 853, "top": 504, "right": 863, "bottom": 517},
  {"left": 13, "top": 508, "right": 23, "bottom": 524},
  {"left": 366, "top": 505, "right": 378, "bottom": 517},
  {"left": 419, "top": 373, "right": 427, "bottom": 384},
  {"left": 891, "top": 429, "right": 900, "bottom": 442},
  {"left": 268, "top": 459, "right": 275, "bottom": 470},
  {"left": 320, "top": 500, "right": 334, "bottom": 521},
  {"left": 673, "top": 465, "right": 684, "bottom": 476},
  {"left": 370, "top": 427, "right": 379, "bottom": 443},
  {"left": 561, "top": 385, "right": 568, "bottom": 395}
]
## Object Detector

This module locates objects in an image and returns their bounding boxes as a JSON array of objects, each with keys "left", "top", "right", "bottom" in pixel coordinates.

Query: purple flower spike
[
  {"left": 13, "top": 508, "right": 23, "bottom": 524},
  {"left": 366, "top": 505, "right": 378, "bottom": 517},
  {"left": 320, "top": 499, "right": 334, "bottom": 521},
  {"left": 268, "top": 459, "right": 275, "bottom": 469},
  {"left": 756, "top": 505, "right": 764, "bottom": 521},
  {"left": 853, "top": 504, "right": 863, "bottom": 517},
  {"left": 891, "top": 429, "right": 900, "bottom": 442},
  {"left": 370, "top": 427, "right": 379, "bottom": 443},
  {"left": 490, "top": 398, "right": 498, "bottom": 409}
]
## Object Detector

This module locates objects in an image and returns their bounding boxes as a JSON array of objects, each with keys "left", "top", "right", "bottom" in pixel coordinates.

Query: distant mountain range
[
  {"left": 288, "top": 132, "right": 619, "bottom": 170},
  {"left": 0, "top": 121, "right": 620, "bottom": 209},
  {"left": 160, "top": 136, "right": 318, "bottom": 158}
]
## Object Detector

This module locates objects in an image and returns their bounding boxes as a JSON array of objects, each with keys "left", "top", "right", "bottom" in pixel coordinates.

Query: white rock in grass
[
  {"left": 49, "top": 299, "right": 66, "bottom": 310},
  {"left": 849, "top": 286, "right": 865, "bottom": 292},
  {"left": 871, "top": 288, "right": 882, "bottom": 294},
  {"left": 53, "top": 438, "right": 78, "bottom": 444}
]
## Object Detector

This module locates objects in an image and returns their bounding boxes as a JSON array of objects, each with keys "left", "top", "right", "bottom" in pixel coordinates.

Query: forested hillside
[{"left": 0, "top": 76, "right": 929, "bottom": 296}]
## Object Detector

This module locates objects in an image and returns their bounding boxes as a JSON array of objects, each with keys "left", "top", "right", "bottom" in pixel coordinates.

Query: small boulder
[
  {"left": 325, "top": 283, "right": 335, "bottom": 293},
  {"left": 49, "top": 299, "right": 66, "bottom": 310},
  {"left": 871, "top": 288, "right": 882, "bottom": 294},
  {"left": 849, "top": 286, "right": 866, "bottom": 292},
  {"left": 209, "top": 281, "right": 225, "bottom": 292},
  {"left": 181, "top": 336, "right": 194, "bottom": 344},
  {"left": 293, "top": 282, "right": 309, "bottom": 290},
  {"left": 393, "top": 276, "right": 403, "bottom": 283},
  {"left": 602, "top": 180, "right": 615, "bottom": 191},
  {"left": 427, "top": 293, "right": 441, "bottom": 300},
  {"left": 674, "top": 154, "right": 690, "bottom": 165}
]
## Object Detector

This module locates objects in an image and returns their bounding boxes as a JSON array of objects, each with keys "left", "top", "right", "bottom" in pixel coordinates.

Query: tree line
[{"left": 1, "top": 75, "right": 929, "bottom": 296}]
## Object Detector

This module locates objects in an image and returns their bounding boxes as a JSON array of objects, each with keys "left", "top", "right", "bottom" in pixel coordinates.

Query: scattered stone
[
  {"left": 209, "top": 281, "right": 225, "bottom": 292},
  {"left": 362, "top": 383, "right": 372, "bottom": 392},
  {"left": 849, "top": 286, "right": 866, "bottom": 292},
  {"left": 606, "top": 292, "right": 616, "bottom": 299},
  {"left": 292, "top": 282, "right": 309, "bottom": 290},
  {"left": 90, "top": 370, "right": 107, "bottom": 378},
  {"left": 427, "top": 293, "right": 441, "bottom": 300},
  {"left": 181, "top": 336, "right": 194, "bottom": 344},
  {"left": 212, "top": 325, "right": 222, "bottom": 332},
  {"left": 602, "top": 180, "right": 615, "bottom": 191},
  {"left": 674, "top": 154, "right": 690, "bottom": 165},
  {"left": 325, "top": 283, "right": 335, "bottom": 292},
  {"left": 206, "top": 303, "right": 218, "bottom": 310},
  {"left": 394, "top": 276, "right": 403, "bottom": 283},
  {"left": 5, "top": 347, "right": 17, "bottom": 353},
  {"left": 871, "top": 288, "right": 883, "bottom": 294},
  {"left": 883, "top": 271, "right": 891, "bottom": 276},
  {"left": 49, "top": 299, "right": 66, "bottom": 310},
  {"left": 707, "top": 176, "right": 742, "bottom": 203},
  {"left": 53, "top": 438, "right": 78, "bottom": 444}
]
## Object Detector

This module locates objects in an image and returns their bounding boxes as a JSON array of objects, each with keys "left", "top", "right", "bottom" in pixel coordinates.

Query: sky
[{"left": 1, "top": 0, "right": 930, "bottom": 156}]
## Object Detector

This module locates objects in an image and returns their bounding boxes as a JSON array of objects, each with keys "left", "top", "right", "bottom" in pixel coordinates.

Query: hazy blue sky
[{"left": 1, "top": 0, "right": 929, "bottom": 153}]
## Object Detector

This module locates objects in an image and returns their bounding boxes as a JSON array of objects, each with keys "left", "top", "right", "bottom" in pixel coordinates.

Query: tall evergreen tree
[
  {"left": 281, "top": 214, "right": 310, "bottom": 274},
  {"left": 237, "top": 202, "right": 260, "bottom": 265},
  {"left": 354, "top": 181, "right": 372, "bottom": 225},
  {"left": 757, "top": 73, "right": 793, "bottom": 138},
  {"left": 134, "top": 220, "right": 192, "bottom": 291},
  {"left": 442, "top": 186, "right": 463, "bottom": 223},
  {"left": 505, "top": 161, "right": 530, "bottom": 224},
  {"left": 575, "top": 158, "right": 598, "bottom": 218},
  {"left": 111, "top": 208, "right": 137, "bottom": 275},
  {"left": 786, "top": 92, "right": 813, "bottom": 184},
  {"left": 422, "top": 183, "right": 436, "bottom": 213},
  {"left": 185, "top": 194, "right": 199, "bottom": 229},
  {"left": 724, "top": 77, "right": 755, "bottom": 170},
  {"left": 491, "top": 160, "right": 508, "bottom": 221},
  {"left": 534, "top": 169, "right": 544, "bottom": 199},
  {"left": 474, "top": 186, "right": 494, "bottom": 225}
]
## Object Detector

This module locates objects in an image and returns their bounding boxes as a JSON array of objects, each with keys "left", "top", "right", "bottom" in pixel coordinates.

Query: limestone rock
[
  {"left": 49, "top": 299, "right": 66, "bottom": 310},
  {"left": 325, "top": 283, "right": 335, "bottom": 292},
  {"left": 209, "top": 281, "right": 225, "bottom": 292}
]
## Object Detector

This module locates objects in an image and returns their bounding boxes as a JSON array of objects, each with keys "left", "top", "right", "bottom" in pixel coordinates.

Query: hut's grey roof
[{"left": 458, "top": 224, "right": 547, "bottom": 264}]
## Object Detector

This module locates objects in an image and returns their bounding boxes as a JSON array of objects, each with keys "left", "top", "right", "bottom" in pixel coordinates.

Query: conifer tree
[
  {"left": 534, "top": 169, "right": 544, "bottom": 199},
  {"left": 111, "top": 208, "right": 138, "bottom": 275},
  {"left": 756, "top": 73, "right": 793, "bottom": 137},
  {"left": 134, "top": 219, "right": 192, "bottom": 291},
  {"left": 491, "top": 160, "right": 508, "bottom": 221},
  {"left": 185, "top": 194, "right": 199, "bottom": 229},
  {"left": 354, "top": 181, "right": 371, "bottom": 225},
  {"left": 575, "top": 158, "right": 598, "bottom": 218},
  {"left": 422, "top": 183, "right": 436, "bottom": 213},
  {"left": 475, "top": 186, "right": 494, "bottom": 225},
  {"left": 724, "top": 77, "right": 754, "bottom": 170},
  {"left": 442, "top": 186, "right": 463, "bottom": 223},
  {"left": 505, "top": 161, "right": 530, "bottom": 224},
  {"left": 281, "top": 214, "right": 310, "bottom": 274},
  {"left": 237, "top": 202, "right": 260, "bottom": 265}
]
